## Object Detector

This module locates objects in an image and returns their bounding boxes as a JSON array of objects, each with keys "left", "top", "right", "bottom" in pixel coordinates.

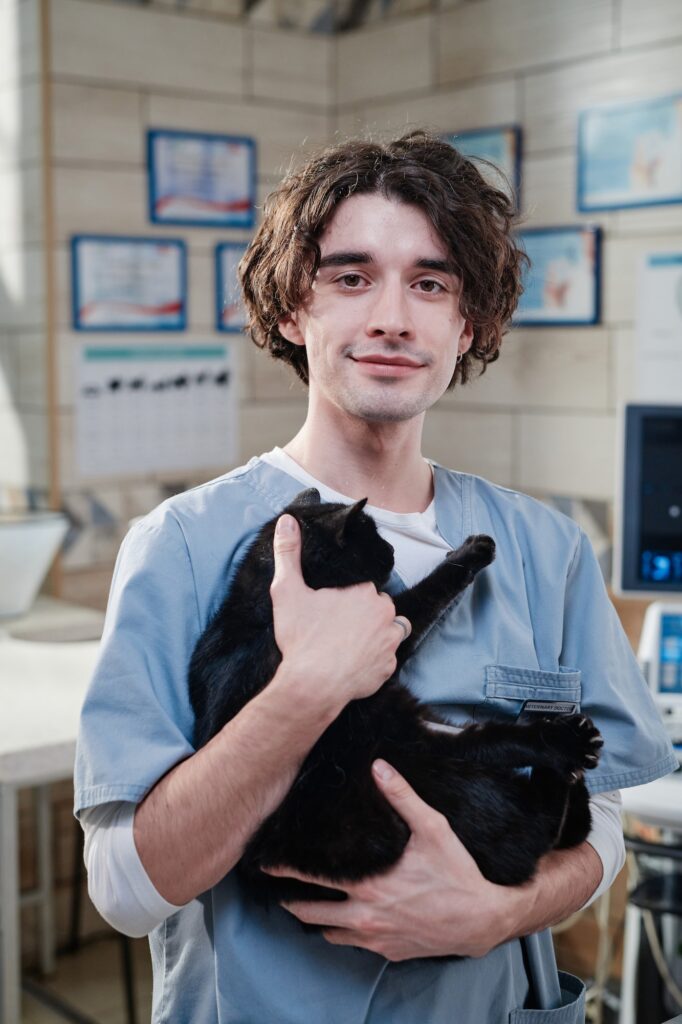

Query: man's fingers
[
  {"left": 372, "top": 759, "right": 451, "bottom": 837},
  {"left": 373, "top": 760, "right": 482, "bottom": 870},
  {"left": 271, "top": 514, "right": 303, "bottom": 588},
  {"left": 262, "top": 864, "right": 339, "bottom": 888}
]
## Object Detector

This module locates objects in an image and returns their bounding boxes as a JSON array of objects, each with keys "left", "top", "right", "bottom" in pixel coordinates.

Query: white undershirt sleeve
[
  {"left": 80, "top": 801, "right": 185, "bottom": 938},
  {"left": 581, "top": 790, "right": 626, "bottom": 909}
]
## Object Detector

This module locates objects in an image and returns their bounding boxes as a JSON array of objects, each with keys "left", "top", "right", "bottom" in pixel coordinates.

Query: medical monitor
[{"left": 615, "top": 404, "right": 682, "bottom": 596}]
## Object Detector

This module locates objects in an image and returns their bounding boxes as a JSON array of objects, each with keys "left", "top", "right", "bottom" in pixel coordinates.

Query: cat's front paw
[
  {"left": 544, "top": 714, "right": 603, "bottom": 781},
  {"left": 447, "top": 534, "right": 496, "bottom": 577}
]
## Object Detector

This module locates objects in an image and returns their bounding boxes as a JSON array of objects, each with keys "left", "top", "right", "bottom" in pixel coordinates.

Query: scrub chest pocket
[
  {"left": 475, "top": 665, "right": 582, "bottom": 725},
  {"left": 511, "top": 970, "right": 586, "bottom": 1023}
]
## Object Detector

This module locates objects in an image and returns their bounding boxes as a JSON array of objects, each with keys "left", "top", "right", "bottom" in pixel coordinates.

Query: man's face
[{"left": 278, "top": 192, "right": 473, "bottom": 424}]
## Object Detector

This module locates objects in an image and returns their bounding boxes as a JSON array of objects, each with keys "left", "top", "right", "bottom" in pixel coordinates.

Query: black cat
[{"left": 188, "top": 488, "right": 602, "bottom": 907}]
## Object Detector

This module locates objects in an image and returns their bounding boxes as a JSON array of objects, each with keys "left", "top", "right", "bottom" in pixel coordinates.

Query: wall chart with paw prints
[{"left": 76, "top": 345, "right": 238, "bottom": 478}]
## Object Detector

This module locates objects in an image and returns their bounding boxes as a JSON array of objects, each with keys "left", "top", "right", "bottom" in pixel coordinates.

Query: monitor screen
[
  {"left": 618, "top": 405, "right": 682, "bottom": 594},
  {"left": 661, "top": 613, "right": 682, "bottom": 695}
]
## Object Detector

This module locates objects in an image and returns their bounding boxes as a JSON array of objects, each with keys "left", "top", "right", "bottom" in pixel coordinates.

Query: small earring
[{"left": 456, "top": 352, "right": 463, "bottom": 364}]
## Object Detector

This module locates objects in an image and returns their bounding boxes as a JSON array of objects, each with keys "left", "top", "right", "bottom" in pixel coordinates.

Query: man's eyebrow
[
  {"left": 316, "top": 252, "right": 458, "bottom": 274},
  {"left": 317, "top": 251, "right": 373, "bottom": 269},
  {"left": 415, "top": 258, "right": 458, "bottom": 274}
]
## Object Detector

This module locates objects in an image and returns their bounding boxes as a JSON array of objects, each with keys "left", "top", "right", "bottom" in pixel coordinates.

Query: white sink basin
[{"left": 0, "top": 511, "right": 69, "bottom": 618}]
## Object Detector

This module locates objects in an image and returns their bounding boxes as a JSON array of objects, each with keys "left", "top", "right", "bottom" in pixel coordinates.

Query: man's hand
[
  {"left": 270, "top": 514, "right": 411, "bottom": 710},
  {"left": 265, "top": 758, "right": 509, "bottom": 961}
]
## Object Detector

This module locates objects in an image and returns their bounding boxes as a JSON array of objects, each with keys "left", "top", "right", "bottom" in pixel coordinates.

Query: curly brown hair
[{"left": 239, "top": 129, "right": 527, "bottom": 388}]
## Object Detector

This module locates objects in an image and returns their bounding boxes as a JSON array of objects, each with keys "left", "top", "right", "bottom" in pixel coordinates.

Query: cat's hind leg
[{"left": 444, "top": 715, "right": 603, "bottom": 781}]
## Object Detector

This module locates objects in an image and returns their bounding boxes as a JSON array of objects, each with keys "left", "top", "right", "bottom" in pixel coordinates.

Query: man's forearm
[
  {"left": 500, "top": 840, "right": 603, "bottom": 943},
  {"left": 133, "top": 663, "right": 339, "bottom": 906}
]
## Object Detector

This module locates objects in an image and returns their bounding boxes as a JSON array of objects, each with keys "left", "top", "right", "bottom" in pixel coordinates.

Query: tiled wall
[
  {"left": 5, "top": 0, "right": 680, "bottom": 606},
  {"left": 44, "top": 0, "right": 321, "bottom": 603},
  {"left": 335, "top": 0, "right": 682, "bottom": 498}
]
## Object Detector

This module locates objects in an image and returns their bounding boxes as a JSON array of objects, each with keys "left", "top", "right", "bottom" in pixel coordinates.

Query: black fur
[{"left": 189, "top": 488, "right": 602, "bottom": 908}]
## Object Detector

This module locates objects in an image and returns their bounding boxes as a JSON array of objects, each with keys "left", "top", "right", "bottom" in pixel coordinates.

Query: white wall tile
[
  {"left": 523, "top": 41, "right": 682, "bottom": 155},
  {"left": 612, "top": 203, "right": 682, "bottom": 238},
  {"left": 51, "top": 83, "right": 145, "bottom": 165},
  {"left": 51, "top": 0, "right": 244, "bottom": 96},
  {"left": 0, "top": 246, "right": 44, "bottom": 329},
  {"left": 146, "top": 93, "right": 329, "bottom": 180},
  {"left": 521, "top": 152, "right": 615, "bottom": 229},
  {"left": 53, "top": 166, "right": 147, "bottom": 241},
  {"left": 344, "top": 78, "right": 518, "bottom": 137},
  {"left": 0, "top": 164, "right": 43, "bottom": 245},
  {"left": 0, "top": 78, "right": 41, "bottom": 169},
  {"left": 187, "top": 250, "right": 215, "bottom": 331},
  {"left": 0, "top": 331, "right": 20, "bottom": 406},
  {"left": 619, "top": 0, "right": 682, "bottom": 49},
  {"left": 611, "top": 328, "right": 636, "bottom": 408},
  {"left": 337, "top": 15, "right": 433, "bottom": 107},
  {"left": 518, "top": 412, "right": 616, "bottom": 499},
  {"left": 16, "top": 329, "right": 47, "bottom": 408},
  {"left": 443, "top": 329, "right": 610, "bottom": 412},
  {"left": 438, "top": 0, "right": 611, "bottom": 86},
  {"left": 422, "top": 406, "right": 514, "bottom": 486},
  {"left": 0, "top": 406, "right": 47, "bottom": 486},
  {"left": 251, "top": 28, "right": 332, "bottom": 109},
  {"left": 239, "top": 399, "right": 307, "bottom": 462}
]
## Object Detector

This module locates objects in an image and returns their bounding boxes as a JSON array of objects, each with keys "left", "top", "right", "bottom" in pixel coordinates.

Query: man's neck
[{"left": 282, "top": 412, "right": 433, "bottom": 514}]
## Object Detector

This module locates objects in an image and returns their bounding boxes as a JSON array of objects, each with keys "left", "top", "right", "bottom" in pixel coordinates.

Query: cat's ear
[
  {"left": 327, "top": 497, "right": 368, "bottom": 544},
  {"left": 292, "top": 488, "right": 321, "bottom": 506}
]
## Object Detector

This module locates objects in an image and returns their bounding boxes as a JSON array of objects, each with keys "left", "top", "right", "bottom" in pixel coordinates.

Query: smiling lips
[{"left": 351, "top": 354, "right": 424, "bottom": 377}]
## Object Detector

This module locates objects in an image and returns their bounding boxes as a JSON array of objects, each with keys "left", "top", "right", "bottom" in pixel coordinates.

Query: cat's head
[{"left": 280, "top": 488, "right": 395, "bottom": 590}]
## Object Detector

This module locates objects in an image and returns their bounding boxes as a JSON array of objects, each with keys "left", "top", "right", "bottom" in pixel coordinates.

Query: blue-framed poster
[
  {"left": 578, "top": 94, "right": 682, "bottom": 211},
  {"left": 71, "top": 235, "right": 187, "bottom": 331},
  {"left": 148, "top": 129, "right": 256, "bottom": 227},
  {"left": 444, "top": 125, "right": 522, "bottom": 202},
  {"left": 215, "top": 242, "right": 248, "bottom": 333},
  {"left": 515, "top": 226, "right": 601, "bottom": 327}
]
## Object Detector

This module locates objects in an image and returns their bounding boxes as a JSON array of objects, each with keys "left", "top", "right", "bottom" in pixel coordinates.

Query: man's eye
[
  {"left": 339, "top": 273, "right": 363, "bottom": 288},
  {"left": 417, "top": 279, "right": 443, "bottom": 293}
]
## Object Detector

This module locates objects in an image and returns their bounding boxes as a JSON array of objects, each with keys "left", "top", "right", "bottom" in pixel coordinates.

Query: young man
[{"left": 75, "top": 132, "right": 677, "bottom": 1023}]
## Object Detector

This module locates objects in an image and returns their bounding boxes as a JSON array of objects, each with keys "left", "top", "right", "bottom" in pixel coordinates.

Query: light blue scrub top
[{"left": 74, "top": 457, "right": 678, "bottom": 1024}]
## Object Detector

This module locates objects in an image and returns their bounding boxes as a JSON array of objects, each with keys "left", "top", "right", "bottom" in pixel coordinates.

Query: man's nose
[{"left": 365, "top": 280, "right": 414, "bottom": 339}]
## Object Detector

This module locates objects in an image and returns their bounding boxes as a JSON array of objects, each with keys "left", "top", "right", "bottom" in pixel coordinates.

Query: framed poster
[
  {"left": 635, "top": 253, "right": 682, "bottom": 402},
  {"left": 76, "top": 344, "right": 238, "bottom": 477},
  {"left": 71, "top": 235, "right": 187, "bottom": 332},
  {"left": 148, "top": 129, "right": 256, "bottom": 227},
  {"left": 444, "top": 125, "right": 522, "bottom": 201},
  {"left": 514, "top": 226, "right": 601, "bottom": 327},
  {"left": 216, "top": 242, "right": 248, "bottom": 333},
  {"left": 578, "top": 94, "right": 682, "bottom": 211}
]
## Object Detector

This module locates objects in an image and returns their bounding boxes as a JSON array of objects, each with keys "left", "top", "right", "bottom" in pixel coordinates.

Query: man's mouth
[{"left": 350, "top": 354, "right": 425, "bottom": 376}]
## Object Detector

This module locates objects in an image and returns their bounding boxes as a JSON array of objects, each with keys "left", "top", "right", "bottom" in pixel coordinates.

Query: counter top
[{"left": 0, "top": 597, "right": 102, "bottom": 786}]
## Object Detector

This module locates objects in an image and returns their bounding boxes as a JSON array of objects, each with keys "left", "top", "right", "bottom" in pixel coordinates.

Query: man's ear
[
  {"left": 458, "top": 319, "right": 474, "bottom": 357},
  {"left": 278, "top": 314, "right": 306, "bottom": 348}
]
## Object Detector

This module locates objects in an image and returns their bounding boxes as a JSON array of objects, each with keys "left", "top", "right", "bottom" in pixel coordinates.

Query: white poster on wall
[
  {"left": 76, "top": 344, "right": 238, "bottom": 478},
  {"left": 635, "top": 253, "right": 682, "bottom": 402}
]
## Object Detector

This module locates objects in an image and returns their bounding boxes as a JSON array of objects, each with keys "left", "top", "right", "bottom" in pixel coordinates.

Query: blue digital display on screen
[
  {"left": 641, "top": 550, "right": 682, "bottom": 583},
  {"left": 660, "top": 613, "right": 682, "bottom": 693}
]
